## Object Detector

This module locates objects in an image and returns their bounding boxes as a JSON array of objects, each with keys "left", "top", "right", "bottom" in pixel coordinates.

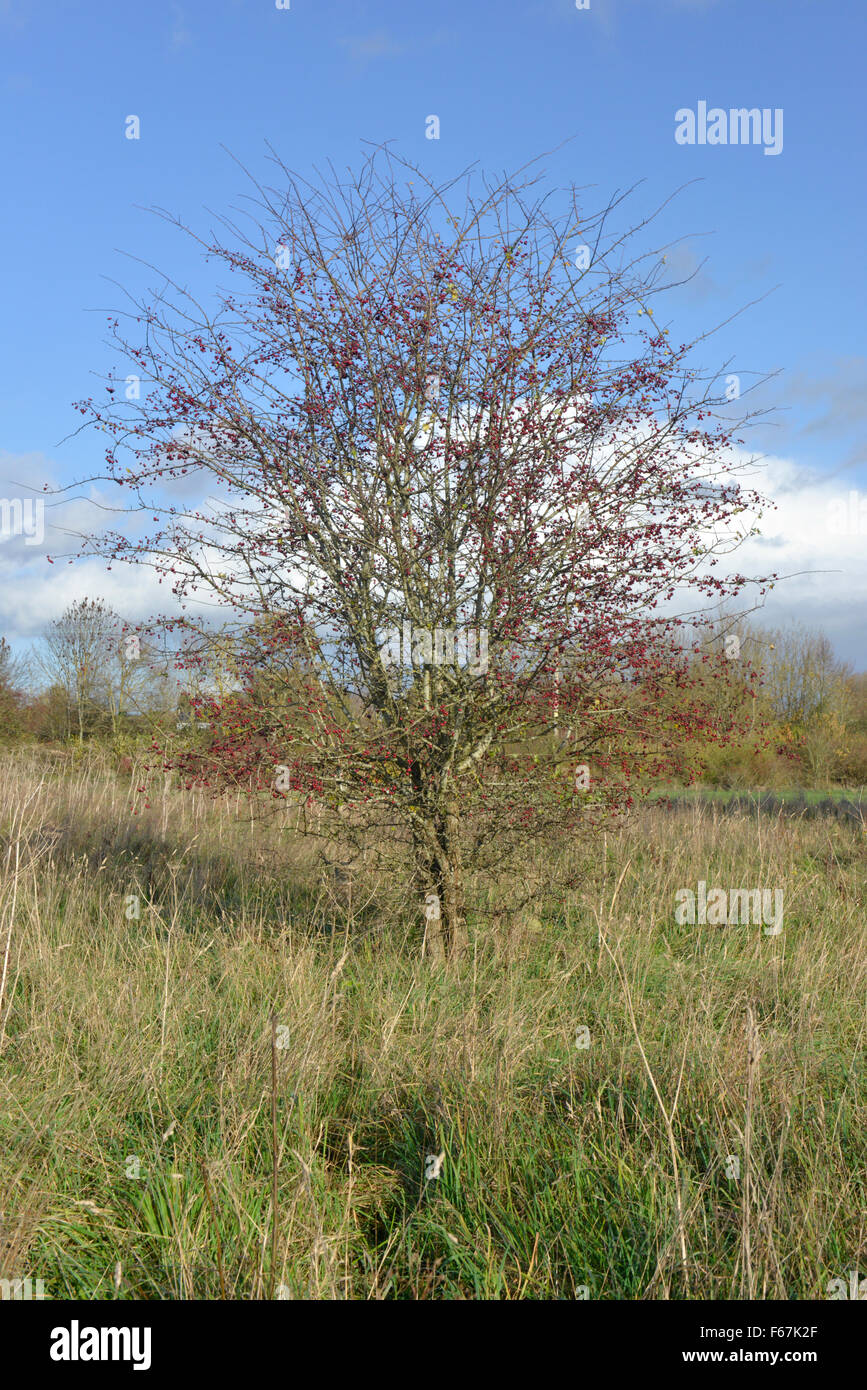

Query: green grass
[
  {"left": 647, "top": 784, "right": 866, "bottom": 804},
  {"left": 0, "top": 750, "right": 864, "bottom": 1299}
]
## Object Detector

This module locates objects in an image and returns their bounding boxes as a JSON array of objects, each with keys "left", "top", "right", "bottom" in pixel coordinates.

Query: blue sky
[{"left": 1, "top": 0, "right": 865, "bottom": 665}]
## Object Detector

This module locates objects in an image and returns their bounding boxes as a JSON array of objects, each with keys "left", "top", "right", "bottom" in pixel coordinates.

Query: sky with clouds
[{"left": 1, "top": 0, "right": 865, "bottom": 667}]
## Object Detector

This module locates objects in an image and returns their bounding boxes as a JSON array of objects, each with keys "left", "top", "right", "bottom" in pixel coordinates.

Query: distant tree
[
  {"left": 0, "top": 638, "right": 28, "bottom": 740},
  {"left": 846, "top": 672, "right": 867, "bottom": 733},
  {"left": 38, "top": 599, "right": 172, "bottom": 742},
  {"left": 26, "top": 683, "right": 72, "bottom": 743},
  {"left": 38, "top": 599, "right": 115, "bottom": 742},
  {"left": 754, "top": 623, "right": 851, "bottom": 728}
]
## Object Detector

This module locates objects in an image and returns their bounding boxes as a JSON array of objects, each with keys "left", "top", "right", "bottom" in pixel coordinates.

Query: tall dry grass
[{"left": 0, "top": 747, "right": 864, "bottom": 1299}]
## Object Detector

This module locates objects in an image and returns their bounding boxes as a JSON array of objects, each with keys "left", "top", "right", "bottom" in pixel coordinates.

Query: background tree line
[
  {"left": 0, "top": 598, "right": 864, "bottom": 788},
  {"left": 0, "top": 599, "right": 176, "bottom": 747}
]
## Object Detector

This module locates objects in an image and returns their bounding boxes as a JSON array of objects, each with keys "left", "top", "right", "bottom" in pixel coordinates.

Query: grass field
[
  {"left": 649, "top": 784, "right": 866, "bottom": 806},
  {"left": 0, "top": 749, "right": 864, "bottom": 1300}
]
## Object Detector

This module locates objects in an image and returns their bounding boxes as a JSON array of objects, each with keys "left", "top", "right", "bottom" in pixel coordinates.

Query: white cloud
[
  {"left": 3, "top": 445, "right": 865, "bottom": 669},
  {"left": 704, "top": 450, "right": 867, "bottom": 668},
  {"left": 0, "top": 451, "right": 218, "bottom": 652}
]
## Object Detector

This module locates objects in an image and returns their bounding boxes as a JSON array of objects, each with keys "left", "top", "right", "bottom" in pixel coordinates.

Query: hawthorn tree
[{"left": 71, "top": 148, "right": 774, "bottom": 960}]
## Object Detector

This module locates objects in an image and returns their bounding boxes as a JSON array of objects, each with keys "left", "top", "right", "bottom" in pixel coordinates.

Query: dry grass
[{"left": 0, "top": 747, "right": 864, "bottom": 1299}]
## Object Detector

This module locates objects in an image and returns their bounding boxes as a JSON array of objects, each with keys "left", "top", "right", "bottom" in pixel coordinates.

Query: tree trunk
[{"left": 416, "top": 799, "right": 468, "bottom": 965}]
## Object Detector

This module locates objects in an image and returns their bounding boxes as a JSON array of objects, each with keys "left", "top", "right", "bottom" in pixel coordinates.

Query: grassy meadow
[{"left": 0, "top": 748, "right": 864, "bottom": 1300}]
